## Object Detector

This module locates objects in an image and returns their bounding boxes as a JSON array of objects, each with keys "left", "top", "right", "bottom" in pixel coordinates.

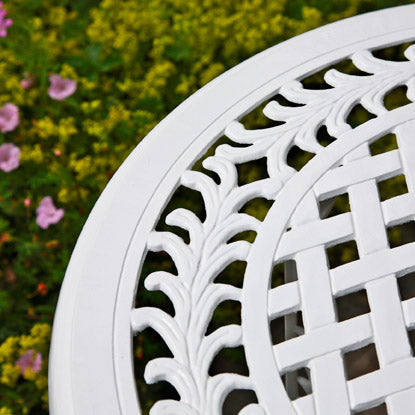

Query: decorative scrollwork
[
  {"left": 132, "top": 44, "right": 415, "bottom": 414},
  {"left": 131, "top": 157, "right": 281, "bottom": 413},
  {"left": 222, "top": 46, "right": 415, "bottom": 177}
]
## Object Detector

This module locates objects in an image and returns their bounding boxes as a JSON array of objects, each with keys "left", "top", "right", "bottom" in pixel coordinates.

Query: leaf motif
[
  {"left": 222, "top": 178, "right": 282, "bottom": 219},
  {"left": 262, "top": 100, "right": 303, "bottom": 122},
  {"left": 216, "top": 140, "right": 273, "bottom": 164},
  {"left": 325, "top": 92, "right": 356, "bottom": 136},
  {"left": 203, "top": 156, "right": 237, "bottom": 197},
  {"left": 279, "top": 79, "right": 322, "bottom": 104},
  {"left": 324, "top": 68, "right": 365, "bottom": 86},
  {"left": 224, "top": 48, "right": 415, "bottom": 181},
  {"left": 145, "top": 358, "right": 198, "bottom": 405},
  {"left": 198, "top": 324, "right": 242, "bottom": 377},
  {"left": 208, "top": 213, "right": 259, "bottom": 249},
  {"left": 181, "top": 170, "right": 219, "bottom": 231},
  {"left": 225, "top": 120, "right": 274, "bottom": 143},
  {"left": 266, "top": 132, "right": 296, "bottom": 178},
  {"left": 294, "top": 108, "right": 327, "bottom": 152},
  {"left": 360, "top": 77, "right": 394, "bottom": 116},
  {"left": 148, "top": 231, "right": 194, "bottom": 284},
  {"left": 130, "top": 308, "right": 186, "bottom": 361},
  {"left": 145, "top": 272, "right": 190, "bottom": 332},
  {"left": 199, "top": 241, "right": 250, "bottom": 291},
  {"left": 206, "top": 374, "right": 252, "bottom": 414},
  {"left": 353, "top": 49, "right": 410, "bottom": 73},
  {"left": 193, "top": 284, "right": 241, "bottom": 338},
  {"left": 166, "top": 208, "right": 203, "bottom": 253}
]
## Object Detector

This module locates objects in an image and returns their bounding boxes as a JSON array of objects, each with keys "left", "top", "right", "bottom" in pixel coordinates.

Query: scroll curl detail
[{"left": 132, "top": 45, "right": 415, "bottom": 414}]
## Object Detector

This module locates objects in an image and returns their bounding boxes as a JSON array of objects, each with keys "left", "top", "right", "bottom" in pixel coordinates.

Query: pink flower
[
  {"left": 0, "top": 2, "right": 12, "bottom": 38},
  {"left": 24, "top": 198, "right": 31, "bottom": 206},
  {"left": 0, "top": 143, "right": 20, "bottom": 172},
  {"left": 15, "top": 350, "right": 42, "bottom": 375},
  {"left": 48, "top": 74, "right": 76, "bottom": 100},
  {"left": 21, "top": 72, "right": 34, "bottom": 90},
  {"left": 36, "top": 196, "right": 64, "bottom": 229},
  {"left": 0, "top": 103, "right": 19, "bottom": 132}
]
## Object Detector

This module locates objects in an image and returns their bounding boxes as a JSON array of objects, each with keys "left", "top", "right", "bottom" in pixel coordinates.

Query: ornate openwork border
[
  {"left": 131, "top": 48, "right": 415, "bottom": 415},
  {"left": 49, "top": 6, "right": 415, "bottom": 415}
]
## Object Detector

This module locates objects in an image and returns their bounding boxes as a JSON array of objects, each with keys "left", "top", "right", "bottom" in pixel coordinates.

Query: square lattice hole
[
  {"left": 270, "top": 311, "right": 303, "bottom": 345},
  {"left": 398, "top": 272, "right": 415, "bottom": 301},
  {"left": 319, "top": 193, "right": 350, "bottom": 219},
  {"left": 387, "top": 221, "right": 415, "bottom": 249},
  {"left": 344, "top": 343, "right": 379, "bottom": 381},
  {"left": 336, "top": 289, "right": 370, "bottom": 322},
  {"left": 327, "top": 240, "right": 359, "bottom": 269},
  {"left": 355, "top": 403, "right": 387, "bottom": 415},
  {"left": 377, "top": 174, "right": 408, "bottom": 202},
  {"left": 271, "top": 260, "right": 297, "bottom": 288},
  {"left": 408, "top": 329, "right": 415, "bottom": 357},
  {"left": 282, "top": 366, "right": 312, "bottom": 401}
]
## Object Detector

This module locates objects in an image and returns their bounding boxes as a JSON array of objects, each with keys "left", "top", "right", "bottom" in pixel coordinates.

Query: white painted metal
[{"left": 49, "top": 5, "right": 415, "bottom": 415}]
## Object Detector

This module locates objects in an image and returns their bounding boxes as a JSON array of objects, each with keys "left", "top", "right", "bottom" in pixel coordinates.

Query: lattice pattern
[
  {"left": 268, "top": 126, "right": 415, "bottom": 414},
  {"left": 131, "top": 42, "right": 415, "bottom": 415}
]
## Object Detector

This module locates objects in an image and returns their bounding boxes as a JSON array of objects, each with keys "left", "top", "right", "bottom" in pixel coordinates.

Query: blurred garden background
[{"left": 0, "top": 0, "right": 413, "bottom": 413}]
